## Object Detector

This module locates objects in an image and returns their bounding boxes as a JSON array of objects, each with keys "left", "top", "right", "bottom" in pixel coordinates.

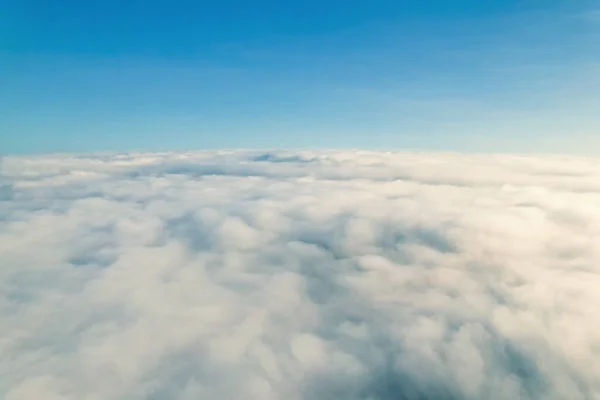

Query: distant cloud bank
[{"left": 1, "top": 150, "right": 600, "bottom": 399}]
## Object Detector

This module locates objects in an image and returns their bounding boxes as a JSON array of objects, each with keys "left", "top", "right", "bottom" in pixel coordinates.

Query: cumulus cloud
[{"left": 1, "top": 150, "right": 600, "bottom": 399}]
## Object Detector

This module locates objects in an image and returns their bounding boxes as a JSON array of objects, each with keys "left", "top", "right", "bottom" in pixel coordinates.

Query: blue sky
[{"left": 1, "top": 0, "right": 600, "bottom": 154}]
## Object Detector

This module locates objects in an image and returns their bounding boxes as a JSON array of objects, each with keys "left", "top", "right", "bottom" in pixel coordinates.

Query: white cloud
[{"left": 1, "top": 150, "right": 600, "bottom": 399}]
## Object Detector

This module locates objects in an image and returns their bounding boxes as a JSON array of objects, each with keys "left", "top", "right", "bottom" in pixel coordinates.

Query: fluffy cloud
[{"left": 1, "top": 150, "right": 600, "bottom": 399}]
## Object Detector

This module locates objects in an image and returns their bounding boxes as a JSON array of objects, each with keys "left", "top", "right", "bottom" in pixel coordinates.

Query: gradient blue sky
[{"left": 1, "top": 0, "right": 600, "bottom": 154}]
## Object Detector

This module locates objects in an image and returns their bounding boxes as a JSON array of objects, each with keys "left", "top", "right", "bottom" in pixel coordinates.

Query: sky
[{"left": 1, "top": 0, "right": 600, "bottom": 154}]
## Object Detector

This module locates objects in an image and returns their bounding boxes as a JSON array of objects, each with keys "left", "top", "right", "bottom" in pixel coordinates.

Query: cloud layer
[{"left": 1, "top": 150, "right": 600, "bottom": 399}]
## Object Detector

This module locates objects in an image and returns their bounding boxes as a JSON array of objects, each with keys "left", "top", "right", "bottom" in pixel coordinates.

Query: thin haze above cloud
[{"left": 1, "top": 150, "right": 600, "bottom": 399}]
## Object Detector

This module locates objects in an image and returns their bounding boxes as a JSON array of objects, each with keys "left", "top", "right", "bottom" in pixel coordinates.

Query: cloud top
[{"left": 1, "top": 150, "right": 600, "bottom": 399}]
